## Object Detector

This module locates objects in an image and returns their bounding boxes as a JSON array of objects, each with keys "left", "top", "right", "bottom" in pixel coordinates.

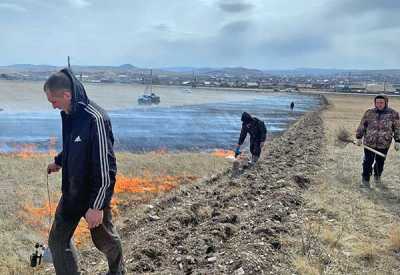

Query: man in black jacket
[
  {"left": 45, "top": 69, "right": 124, "bottom": 275},
  {"left": 236, "top": 112, "right": 267, "bottom": 164}
]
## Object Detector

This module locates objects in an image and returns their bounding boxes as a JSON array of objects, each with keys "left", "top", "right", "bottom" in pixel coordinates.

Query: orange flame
[
  {"left": 16, "top": 144, "right": 38, "bottom": 159},
  {"left": 9, "top": 138, "right": 58, "bottom": 159},
  {"left": 48, "top": 137, "right": 57, "bottom": 157},
  {"left": 211, "top": 149, "right": 234, "bottom": 158},
  {"left": 20, "top": 172, "right": 198, "bottom": 246},
  {"left": 114, "top": 174, "right": 197, "bottom": 193},
  {"left": 154, "top": 148, "right": 168, "bottom": 155},
  {"left": 20, "top": 201, "right": 57, "bottom": 234},
  {"left": 21, "top": 201, "right": 105, "bottom": 246}
]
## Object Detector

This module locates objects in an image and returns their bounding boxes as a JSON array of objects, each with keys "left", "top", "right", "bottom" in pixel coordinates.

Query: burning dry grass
[
  {"left": 6, "top": 137, "right": 58, "bottom": 159},
  {"left": 211, "top": 149, "right": 235, "bottom": 158},
  {"left": 289, "top": 94, "right": 400, "bottom": 274},
  {"left": 114, "top": 173, "right": 197, "bottom": 193},
  {"left": 0, "top": 149, "right": 230, "bottom": 273},
  {"left": 20, "top": 201, "right": 91, "bottom": 246}
]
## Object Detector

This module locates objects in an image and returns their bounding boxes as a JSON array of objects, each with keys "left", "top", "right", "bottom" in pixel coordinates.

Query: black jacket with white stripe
[{"left": 54, "top": 68, "right": 117, "bottom": 219}]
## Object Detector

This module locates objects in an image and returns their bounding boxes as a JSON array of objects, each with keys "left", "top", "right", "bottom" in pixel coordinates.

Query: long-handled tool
[
  {"left": 337, "top": 128, "right": 386, "bottom": 158},
  {"left": 42, "top": 172, "right": 53, "bottom": 263},
  {"left": 30, "top": 173, "right": 53, "bottom": 267},
  {"left": 349, "top": 140, "right": 386, "bottom": 158}
]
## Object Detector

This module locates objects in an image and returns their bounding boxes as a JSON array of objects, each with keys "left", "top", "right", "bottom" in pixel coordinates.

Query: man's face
[
  {"left": 375, "top": 98, "right": 386, "bottom": 111},
  {"left": 46, "top": 90, "right": 72, "bottom": 113}
]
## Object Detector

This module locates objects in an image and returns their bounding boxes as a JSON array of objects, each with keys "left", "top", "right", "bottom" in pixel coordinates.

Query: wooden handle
[
  {"left": 362, "top": 145, "right": 386, "bottom": 158},
  {"left": 351, "top": 140, "right": 386, "bottom": 158}
]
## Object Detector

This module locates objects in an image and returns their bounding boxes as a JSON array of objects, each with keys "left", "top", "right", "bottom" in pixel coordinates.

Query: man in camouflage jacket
[{"left": 356, "top": 94, "right": 400, "bottom": 188}]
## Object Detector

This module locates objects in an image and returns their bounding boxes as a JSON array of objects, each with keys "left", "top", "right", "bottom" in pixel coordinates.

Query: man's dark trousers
[
  {"left": 250, "top": 139, "right": 262, "bottom": 158},
  {"left": 48, "top": 204, "right": 124, "bottom": 275},
  {"left": 362, "top": 147, "right": 389, "bottom": 181}
]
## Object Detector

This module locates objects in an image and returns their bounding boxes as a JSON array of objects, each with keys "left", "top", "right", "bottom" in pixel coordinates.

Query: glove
[
  {"left": 395, "top": 142, "right": 400, "bottom": 151},
  {"left": 356, "top": 139, "right": 362, "bottom": 146},
  {"left": 235, "top": 147, "right": 241, "bottom": 158}
]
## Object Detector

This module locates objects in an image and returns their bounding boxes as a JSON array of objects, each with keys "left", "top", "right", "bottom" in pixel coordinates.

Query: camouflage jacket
[{"left": 356, "top": 107, "right": 400, "bottom": 149}]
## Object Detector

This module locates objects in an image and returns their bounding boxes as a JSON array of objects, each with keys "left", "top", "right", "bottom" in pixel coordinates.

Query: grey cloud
[
  {"left": 332, "top": 0, "right": 400, "bottom": 15},
  {"left": 258, "top": 34, "right": 331, "bottom": 57},
  {"left": 218, "top": 0, "right": 253, "bottom": 13},
  {"left": 153, "top": 24, "right": 170, "bottom": 32},
  {"left": 325, "top": 0, "right": 400, "bottom": 32},
  {"left": 1, "top": 0, "right": 400, "bottom": 69},
  {"left": 220, "top": 20, "right": 252, "bottom": 34}
]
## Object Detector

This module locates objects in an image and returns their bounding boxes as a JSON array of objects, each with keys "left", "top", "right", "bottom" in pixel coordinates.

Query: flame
[
  {"left": 9, "top": 137, "right": 58, "bottom": 159},
  {"left": 19, "top": 201, "right": 57, "bottom": 236},
  {"left": 16, "top": 144, "right": 38, "bottom": 159},
  {"left": 212, "top": 149, "right": 234, "bottom": 158},
  {"left": 48, "top": 137, "right": 57, "bottom": 157},
  {"left": 74, "top": 222, "right": 90, "bottom": 246},
  {"left": 21, "top": 201, "right": 108, "bottom": 246},
  {"left": 114, "top": 173, "right": 197, "bottom": 193},
  {"left": 154, "top": 148, "right": 168, "bottom": 155},
  {"left": 20, "top": 172, "right": 198, "bottom": 246}
]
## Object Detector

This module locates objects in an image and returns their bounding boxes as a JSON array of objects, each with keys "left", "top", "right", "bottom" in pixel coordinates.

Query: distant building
[
  {"left": 366, "top": 83, "right": 394, "bottom": 93},
  {"left": 246, "top": 82, "right": 259, "bottom": 88},
  {"left": 335, "top": 84, "right": 366, "bottom": 93},
  {"left": 296, "top": 84, "right": 313, "bottom": 89}
]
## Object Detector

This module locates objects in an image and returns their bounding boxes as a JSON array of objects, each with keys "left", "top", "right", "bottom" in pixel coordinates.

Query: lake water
[{"left": 0, "top": 80, "right": 322, "bottom": 152}]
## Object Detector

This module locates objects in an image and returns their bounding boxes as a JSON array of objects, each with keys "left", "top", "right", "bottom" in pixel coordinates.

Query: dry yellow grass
[
  {"left": 388, "top": 226, "right": 400, "bottom": 253},
  {"left": 0, "top": 151, "right": 230, "bottom": 274},
  {"left": 321, "top": 226, "right": 344, "bottom": 249},
  {"left": 352, "top": 240, "right": 380, "bottom": 264},
  {"left": 293, "top": 94, "right": 400, "bottom": 274},
  {"left": 293, "top": 256, "right": 322, "bottom": 275}
]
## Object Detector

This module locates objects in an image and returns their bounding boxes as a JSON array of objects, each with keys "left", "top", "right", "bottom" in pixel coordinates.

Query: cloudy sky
[{"left": 0, "top": 0, "right": 399, "bottom": 69}]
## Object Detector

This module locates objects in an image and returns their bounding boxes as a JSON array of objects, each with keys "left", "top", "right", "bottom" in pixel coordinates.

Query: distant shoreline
[{"left": 1, "top": 78, "right": 399, "bottom": 97}]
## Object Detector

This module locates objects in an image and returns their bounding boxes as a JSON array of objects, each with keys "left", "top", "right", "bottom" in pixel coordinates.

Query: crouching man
[
  {"left": 45, "top": 69, "right": 125, "bottom": 275},
  {"left": 356, "top": 94, "right": 400, "bottom": 188},
  {"left": 235, "top": 112, "right": 267, "bottom": 165}
]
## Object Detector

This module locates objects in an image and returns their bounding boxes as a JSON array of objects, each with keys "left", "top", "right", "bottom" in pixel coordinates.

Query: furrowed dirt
[{"left": 71, "top": 109, "right": 325, "bottom": 274}]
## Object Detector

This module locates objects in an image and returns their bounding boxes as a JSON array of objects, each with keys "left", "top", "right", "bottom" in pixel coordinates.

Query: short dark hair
[{"left": 44, "top": 72, "right": 72, "bottom": 94}]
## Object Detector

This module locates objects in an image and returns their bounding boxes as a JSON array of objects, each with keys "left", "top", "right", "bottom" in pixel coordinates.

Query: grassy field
[
  {"left": 0, "top": 150, "right": 230, "bottom": 274},
  {"left": 291, "top": 94, "right": 400, "bottom": 274}
]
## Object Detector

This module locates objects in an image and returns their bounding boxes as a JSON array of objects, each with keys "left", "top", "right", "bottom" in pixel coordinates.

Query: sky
[{"left": 0, "top": 0, "right": 399, "bottom": 69}]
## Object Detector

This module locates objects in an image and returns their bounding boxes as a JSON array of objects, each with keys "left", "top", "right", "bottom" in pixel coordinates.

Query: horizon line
[{"left": 1, "top": 63, "right": 400, "bottom": 72}]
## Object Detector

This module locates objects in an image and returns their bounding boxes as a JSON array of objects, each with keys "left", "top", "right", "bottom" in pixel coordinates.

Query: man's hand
[
  {"left": 235, "top": 145, "right": 241, "bottom": 158},
  {"left": 395, "top": 142, "right": 400, "bottom": 151},
  {"left": 47, "top": 163, "right": 61, "bottom": 174},
  {"left": 85, "top": 208, "right": 103, "bottom": 229},
  {"left": 356, "top": 139, "right": 362, "bottom": 146}
]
